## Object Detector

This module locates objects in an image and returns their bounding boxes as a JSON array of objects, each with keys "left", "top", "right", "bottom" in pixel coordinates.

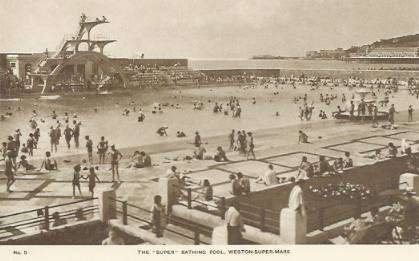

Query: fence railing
[
  {"left": 239, "top": 202, "right": 281, "bottom": 234},
  {"left": 172, "top": 184, "right": 281, "bottom": 234},
  {"left": 0, "top": 197, "right": 98, "bottom": 239},
  {"left": 109, "top": 197, "right": 212, "bottom": 245},
  {"left": 173, "top": 184, "right": 227, "bottom": 220}
]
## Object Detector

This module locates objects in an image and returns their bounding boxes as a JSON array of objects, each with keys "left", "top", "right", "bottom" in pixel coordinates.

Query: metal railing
[
  {"left": 173, "top": 184, "right": 227, "bottom": 220},
  {"left": 109, "top": 197, "right": 212, "bottom": 245},
  {"left": 0, "top": 198, "right": 99, "bottom": 239}
]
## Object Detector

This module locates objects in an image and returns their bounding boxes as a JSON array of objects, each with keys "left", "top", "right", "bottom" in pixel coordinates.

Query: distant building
[
  {"left": 366, "top": 47, "right": 418, "bottom": 58},
  {"left": 306, "top": 48, "right": 345, "bottom": 59},
  {"left": 305, "top": 51, "right": 319, "bottom": 59}
]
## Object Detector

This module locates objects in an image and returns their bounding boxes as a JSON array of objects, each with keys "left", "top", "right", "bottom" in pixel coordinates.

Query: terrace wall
[{"left": 236, "top": 155, "right": 411, "bottom": 233}]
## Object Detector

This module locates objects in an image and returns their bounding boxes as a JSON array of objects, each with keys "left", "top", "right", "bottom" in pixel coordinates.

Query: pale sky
[{"left": 0, "top": 0, "right": 418, "bottom": 58}]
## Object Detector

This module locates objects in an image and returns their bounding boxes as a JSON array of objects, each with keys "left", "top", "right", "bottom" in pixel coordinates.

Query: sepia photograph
[{"left": 0, "top": 0, "right": 418, "bottom": 260}]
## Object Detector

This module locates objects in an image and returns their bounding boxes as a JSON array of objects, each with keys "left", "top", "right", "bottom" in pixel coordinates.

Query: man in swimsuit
[
  {"left": 108, "top": 144, "right": 123, "bottom": 182},
  {"left": 85, "top": 135, "right": 93, "bottom": 163},
  {"left": 5, "top": 150, "right": 16, "bottom": 193},
  {"left": 97, "top": 136, "right": 108, "bottom": 164},
  {"left": 229, "top": 129, "right": 235, "bottom": 151}
]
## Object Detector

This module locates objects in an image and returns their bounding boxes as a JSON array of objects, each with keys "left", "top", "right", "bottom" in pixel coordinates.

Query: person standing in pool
[{"left": 108, "top": 144, "right": 123, "bottom": 183}]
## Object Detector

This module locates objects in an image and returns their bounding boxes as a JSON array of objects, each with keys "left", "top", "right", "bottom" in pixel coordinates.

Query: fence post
[
  {"left": 220, "top": 197, "right": 226, "bottom": 220},
  {"left": 194, "top": 225, "right": 200, "bottom": 245},
  {"left": 187, "top": 188, "right": 192, "bottom": 209},
  {"left": 44, "top": 206, "right": 50, "bottom": 230},
  {"left": 260, "top": 209, "right": 266, "bottom": 232},
  {"left": 122, "top": 200, "right": 128, "bottom": 225},
  {"left": 318, "top": 208, "right": 324, "bottom": 231}
]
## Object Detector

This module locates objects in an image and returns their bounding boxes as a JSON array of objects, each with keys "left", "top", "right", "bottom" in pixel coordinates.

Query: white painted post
[
  {"left": 212, "top": 225, "right": 228, "bottom": 245},
  {"left": 157, "top": 177, "right": 180, "bottom": 214},
  {"left": 280, "top": 207, "right": 307, "bottom": 244},
  {"left": 97, "top": 188, "right": 116, "bottom": 223}
]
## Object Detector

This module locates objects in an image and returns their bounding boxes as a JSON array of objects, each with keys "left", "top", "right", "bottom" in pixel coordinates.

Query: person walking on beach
[
  {"left": 194, "top": 131, "right": 202, "bottom": 148},
  {"left": 246, "top": 132, "right": 256, "bottom": 160},
  {"left": 408, "top": 105, "right": 413, "bottom": 122},
  {"left": 82, "top": 167, "right": 99, "bottom": 198},
  {"left": 83, "top": 136, "right": 92, "bottom": 163},
  {"left": 64, "top": 125, "right": 73, "bottom": 149},
  {"left": 72, "top": 164, "right": 83, "bottom": 198},
  {"left": 349, "top": 101, "right": 355, "bottom": 121},
  {"left": 108, "top": 144, "right": 123, "bottom": 183},
  {"left": 7, "top": 136, "right": 18, "bottom": 166},
  {"left": 5, "top": 150, "right": 16, "bottom": 193},
  {"left": 97, "top": 136, "right": 108, "bottom": 164},
  {"left": 229, "top": 129, "right": 235, "bottom": 151},
  {"left": 389, "top": 104, "right": 397, "bottom": 125},
  {"left": 26, "top": 133, "right": 35, "bottom": 156},
  {"left": 372, "top": 104, "right": 378, "bottom": 128},
  {"left": 49, "top": 126, "right": 58, "bottom": 153},
  {"left": 73, "top": 120, "right": 80, "bottom": 148}
]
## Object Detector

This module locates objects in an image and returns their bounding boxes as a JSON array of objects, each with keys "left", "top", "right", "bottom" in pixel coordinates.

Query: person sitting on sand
[
  {"left": 16, "top": 155, "right": 35, "bottom": 172},
  {"left": 195, "top": 179, "right": 213, "bottom": 201},
  {"left": 256, "top": 164, "right": 278, "bottom": 186},
  {"left": 157, "top": 126, "right": 168, "bottom": 136},
  {"left": 138, "top": 111, "right": 146, "bottom": 122},
  {"left": 296, "top": 157, "right": 312, "bottom": 179},
  {"left": 298, "top": 130, "right": 309, "bottom": 144},
  {"left": 194, "top": 146, "right": 206, "bottom": 160},
  {"left": 229, "top": 174, "right": 242, "bottom": 196},
  {"left": 387, "top": 142, "right": 398, "bottom": 158},
  {"left": 343, "top": 152, "right": 353, "bottom": 168},
  {"left": 237, "top": 172, "right": 250, "bottom": 194},
  {"left": 38, "top": 151, "right": 58, "bottom": 171},
  {"left": 214, "top": 146, "right": 229, "bottom": 162},
  {"left": 331, "top": 157, "right": 344, "bottom": 173},
  {"left": 141, "top": 152, "right": 152, "bottom": 167},
  {"left": 126, "top": 151, "right": 144, "bottom": 168},
  {"left": 177, "top": 130, "right": 186, "bottom": 138},
  {"left": 318, "top": 156, "right": 332, "bottom": 176}
]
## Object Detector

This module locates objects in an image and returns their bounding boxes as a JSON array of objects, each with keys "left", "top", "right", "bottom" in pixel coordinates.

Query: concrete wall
[
  {"left": 279, "top": 68, "right": 419, "bottom": 79},
  {"left": 201, "top": 69, "right": 280, "bottom": 78},
  {"left": 112, "top": 58, "right": 188, "bottom": 68}
]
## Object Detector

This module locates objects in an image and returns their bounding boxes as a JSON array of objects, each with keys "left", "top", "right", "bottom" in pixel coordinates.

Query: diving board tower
[{"left": 30, "top": 14, "right": 129, "bottom": 93}]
